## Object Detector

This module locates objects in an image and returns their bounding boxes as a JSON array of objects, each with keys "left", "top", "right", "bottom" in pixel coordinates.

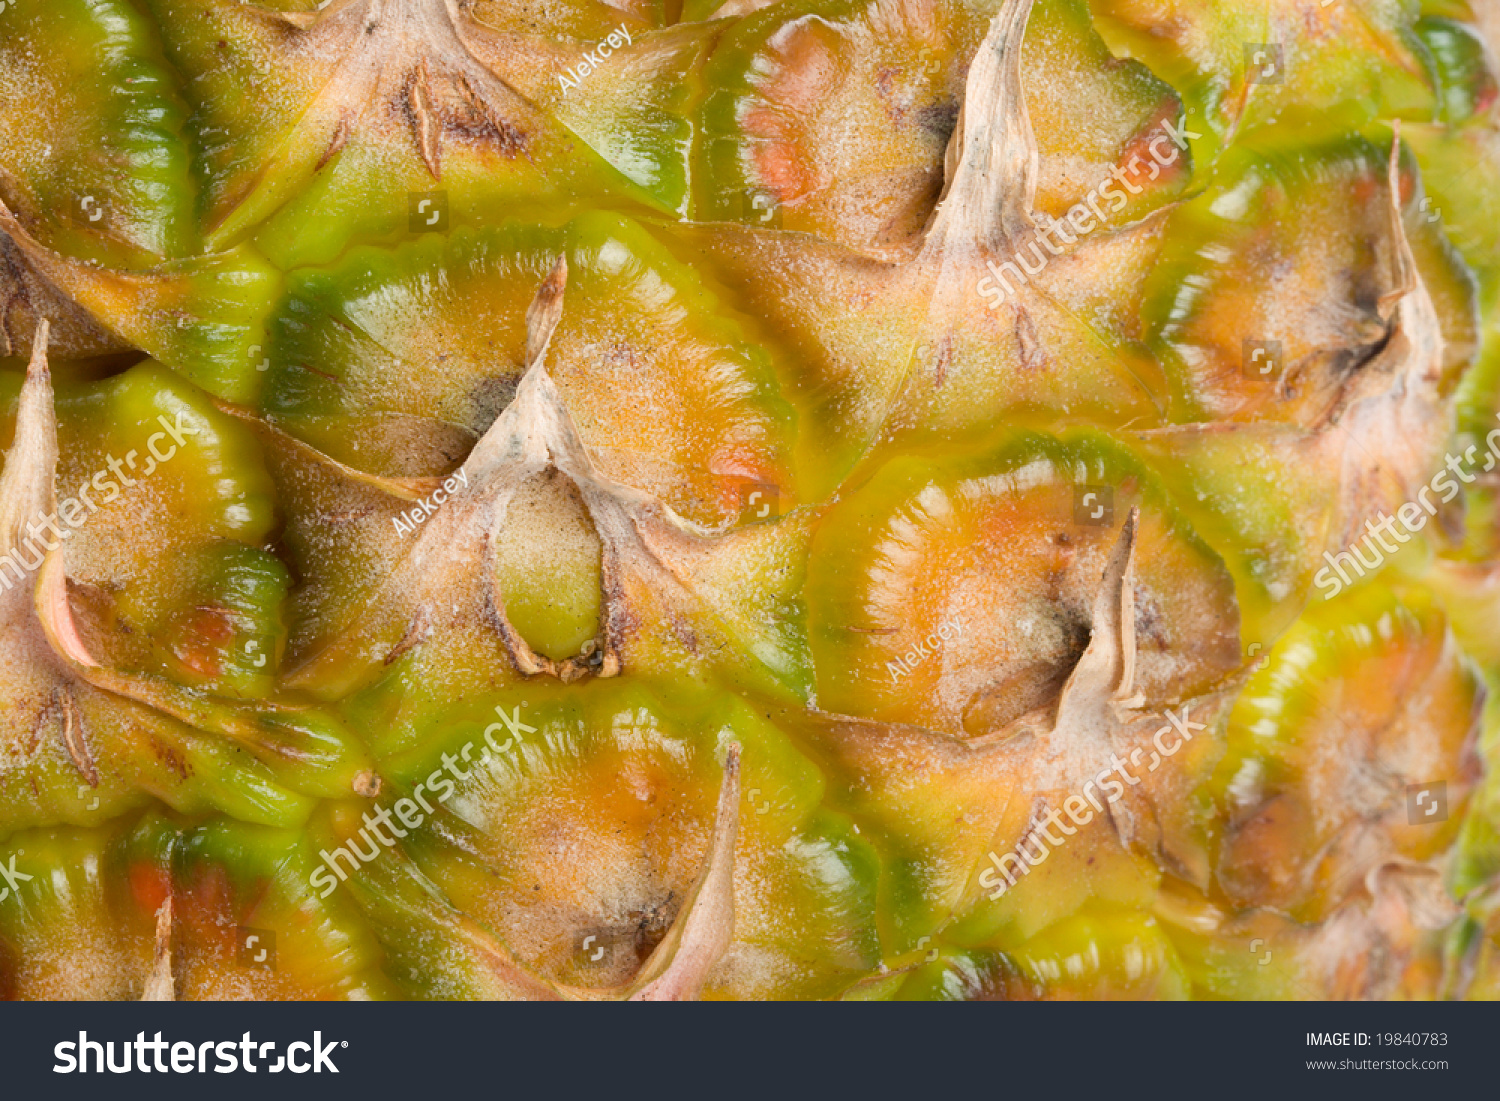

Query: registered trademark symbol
[{"left": 342, "top": 1041, "right": 349, "bottom": 1047}]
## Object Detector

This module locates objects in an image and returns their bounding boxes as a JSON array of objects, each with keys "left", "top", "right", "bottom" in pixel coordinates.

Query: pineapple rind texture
[{"left": 0, "top": 0, "right": 1498, "bottom": 1001}]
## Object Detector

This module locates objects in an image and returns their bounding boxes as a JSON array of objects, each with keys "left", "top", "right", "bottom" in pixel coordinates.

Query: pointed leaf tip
[
  {"left": 922, "top": 0, "right": 1039, "bottom": 258},
  {"left": 628, "top": 744, "right": 741, "bottom": 1001},
  {"left": 26, "top": 318, "right": 50, "bottom": 380},
  {"left": 1380, "top": 128, "right": 1419, "bottom": 314},
  {"left": 1, "top": 320, "right": 58, "bottom": 564},
  {"left": 1053, "top": 507, "right": 1141, "bottom": 728},
  {"left": 525, "top": 255, "right": 568, "bottom": 370},
  {"left": 141, "top": 898, "right": 175, "bottom": 1002}
]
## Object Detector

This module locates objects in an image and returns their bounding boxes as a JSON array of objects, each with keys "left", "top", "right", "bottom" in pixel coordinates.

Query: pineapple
[{"left": 0, "top": 0, "right": 1498, "bottom": 1001}]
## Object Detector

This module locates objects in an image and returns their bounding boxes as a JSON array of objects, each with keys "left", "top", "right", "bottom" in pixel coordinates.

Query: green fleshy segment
[
  {"left": 1212, "top": 586, "right": 1442, "bottom": 807},
  {"left": 1453, "top": 322, "right": 1500, "bottom": 559},
  {"left": 1144, "top": 134, "right": 1477, "bottom": 423},
  {"left": 1158, "top": 910, "right": 1305, "bottom": 1000},
  {"left": 140, "top": 0, "right": 665, "bottom": 268},
  {"left": 1414, "top": 16, "right": 1498, "bottom": 125},
  {"left": 1207, "top": 584, "right": 1480, "bottom": 919},
  {"left": 696, "top": 0, "right": 1181, "bottom": 244},
  {"left": 693, "top": 0, "right": 976, "bottom": 235},
  {"left": 56, "top": 362, "right": 279, "bottom": 647},
  {"left": 22, "top": 245, "right": 283, "bottom": 405},
  {"left": 0, "top": 823, "right": 155, "bottom": 999},
  {"left": 1019, "top": 0, "right": 1189, "bottom": 223},
  {"left": 493, "top": 481, "right": 604, "bottom": 664},
  {"left": 0, "top": 815, "right": 393, "bottom": 999},
  {"left": 332, "top": 682, "right": 879, "bottom": 998},
  {"left": 1452, "top": 692, "right": 1500, "bottom": 897},
  {"left": 1086, "top": 0, "right": 1259, "bottom": 158},
  {"left": 0, "top": 363, "right": 367, "bottom": 825},
  {"left": 1004, "top": 910, "right": 1191, "bottom": 997},
  {"left": 542, "top": 26, "right": 712, "bottom": 215},
  {"left": 1127, "top": 417, "right": 1448, "bottom": 645},
  {"left": 167, "top": 816, "right": 398, "bottom": 999},
  {"left": 889, "top": 910, "right": 1191, "bottom": 999},
  {"left": 807, "top": 428, "right": 1237, "bottom": 724},
  {"left": 151, "top": 543, "right": 292, "bottom": 698},
  {"left": 265, "top": 212, "right": 799, "bottom": 525},
  {"left": 1090, "top": 0, "right": 1435, "bottom": 155},
  {"left": 1403, "top": 124, "right": 1500, "bottom": 303},
  {"left": 0, "top": 0, "right": 197, "bottom": 265},
  {"left": 0, "top": 724, "right": 319, "bottom": 839}
]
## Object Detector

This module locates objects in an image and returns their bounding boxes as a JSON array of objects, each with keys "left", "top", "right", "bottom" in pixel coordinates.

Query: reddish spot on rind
[{"left": 172, "top": 606, "right": 238, "bottom": 678}]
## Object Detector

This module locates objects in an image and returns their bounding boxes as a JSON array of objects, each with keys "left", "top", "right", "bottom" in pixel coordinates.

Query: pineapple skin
[{"left": 0, "top": 0, "right": 1497, "bottom": 1001}]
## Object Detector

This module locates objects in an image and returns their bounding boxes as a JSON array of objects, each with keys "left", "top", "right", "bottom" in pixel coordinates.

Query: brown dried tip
[
  {"left": 921, "top": 0, "right": 1039, "bottom": 260},
  {"left": 3, "top": 320, "right": 95, "bottom": 676},
  {"left": 141, "top": 898, "right": 175, "bottom": 1002},
  {"left": 353, "top": 770, "right": 383, "bottom": 798},
  {"left": 1057, "top": 506, "right": 1142, "bottom": 719},
  {"left": 526, "top": 255, "right": 568, "bottom": 369},
  {"left": 286, "top": 260, "right": 804, "bottom": 692},
  {"left": 0, "top": 320, "right": 56, "bottom": 551},
  {"left": 0, "top": 321, "right": 99, "bottom": 670},
  {"left": 628, "top": 744, "right": 742, "bottom": 1001}
]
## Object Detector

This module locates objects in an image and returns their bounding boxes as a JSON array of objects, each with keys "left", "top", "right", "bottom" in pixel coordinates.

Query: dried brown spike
[
  {"left": 141, "top": 898, "right": 176, "bottom": 1002},
  {"left": 526, "top": 255, "right": 568, "bottom": 369},
  {"left": 921, "top": 0, "right": 1039, "bottom": 260},
  {"left": 628, "top": 744, "right": 742, "bottom": 1001},
  {"left": 57, "top": 685, "right": 99, "bottom": 787}
]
